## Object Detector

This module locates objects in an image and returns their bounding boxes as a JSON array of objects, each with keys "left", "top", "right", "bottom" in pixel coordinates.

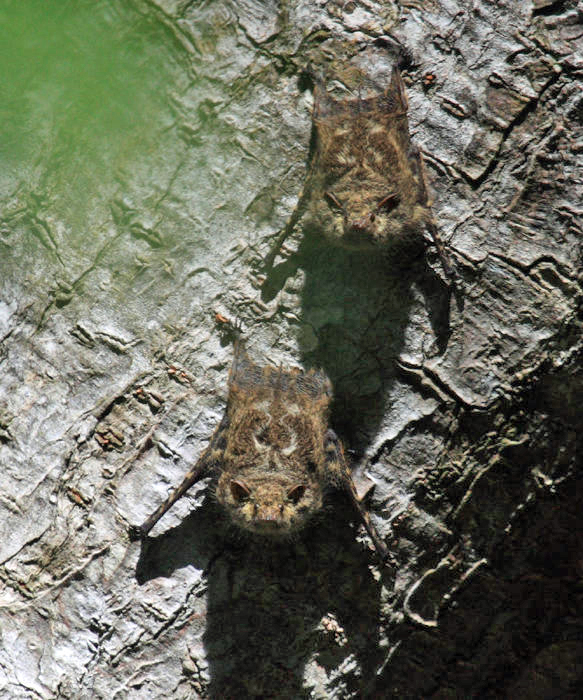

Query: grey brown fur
[
  {"left": 129, "top": 342, "right": 388, "bottom": 561},
  {"left": 265, "top": 67, "right": 454, "bottom": 280}
]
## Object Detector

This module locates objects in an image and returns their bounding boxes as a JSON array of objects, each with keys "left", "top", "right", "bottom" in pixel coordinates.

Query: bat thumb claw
[{"left": 128, "top": 525, "right": 145, "bottom": 542}]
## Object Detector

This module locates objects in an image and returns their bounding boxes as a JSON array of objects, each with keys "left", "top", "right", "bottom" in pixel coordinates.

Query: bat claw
[{"left": 128, "top": 525, "right": 145, "bottom": 542}]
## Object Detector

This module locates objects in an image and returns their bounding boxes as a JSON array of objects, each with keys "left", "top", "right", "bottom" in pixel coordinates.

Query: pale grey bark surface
[{"left": 0, "top": 0, "right": 581, "bottom": 698}]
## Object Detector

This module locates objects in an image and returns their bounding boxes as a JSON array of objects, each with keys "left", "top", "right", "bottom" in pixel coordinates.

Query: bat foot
[
  {"left": 128, "top": 524, "right": 146, "bottom": 542},
  {"left": 351, "top": 466, "right": 378, "bottom": 502},
  {"left": 377, "top": 541, "right": 391, "bottom": 563}
]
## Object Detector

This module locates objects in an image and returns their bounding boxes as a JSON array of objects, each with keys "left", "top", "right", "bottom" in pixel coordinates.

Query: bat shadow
[
  {"left": 133, "top": 494, "right": 388, "bottom": 698},
  {"left": 261, "top": 231, "right": 452, "bottom": 454}
]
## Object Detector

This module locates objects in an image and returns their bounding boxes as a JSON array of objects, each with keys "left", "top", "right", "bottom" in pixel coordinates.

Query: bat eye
[
  {"left": 287, "top": 484, "right": 306, "bottom": 504},
  {"left": 377, "top": 193, "right": 400, "bottom": 212},
  {"left": 230, "top": 479, "right": 252, "bottom": 502},
  {"left": 307, "top": 460, "right": 317, "bottom": 473},
  {"left": 324, "top": 191, "right": 344, "bottom": 211}
]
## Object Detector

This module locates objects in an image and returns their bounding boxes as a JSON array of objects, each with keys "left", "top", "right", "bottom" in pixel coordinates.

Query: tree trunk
[{"left": 0, "top": 0, "right": 581, "bottom": 697}]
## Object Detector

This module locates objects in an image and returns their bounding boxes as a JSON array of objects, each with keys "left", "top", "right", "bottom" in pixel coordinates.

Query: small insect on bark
[
  {"left": 129, "top": 341, "right": 389, "bottom": 562},
  {"left": 264, "top": 66, "right": 455, "bottom": 283}
]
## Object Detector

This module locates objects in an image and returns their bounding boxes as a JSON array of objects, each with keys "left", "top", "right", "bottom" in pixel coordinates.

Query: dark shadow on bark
[
  {"left": 133, "top": 497, "right": 226, "bottom": 584},
  {"left": 371, "top": 464, "right": 583, "bottom": 699},
  {"left": 132, "top": 492, "right": 388, "bottom": 698},
  {"left": 262, "top": 231, "right": 453, "bottom": 453}
]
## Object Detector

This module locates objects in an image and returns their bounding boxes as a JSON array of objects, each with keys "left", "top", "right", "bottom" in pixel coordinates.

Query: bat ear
[
  {"left": 230, "top": 343, "right": 263, "bottom": 390},
  {"left": 230, "top": 479, "right": 252, "bottom": 502},
  {"left": 312, "top": 79, "right": 329, "bottom": 121},
  {"left": 286, "top": 484, "right": 306, "bottom": 504},
  {"left": 386, "top": 66, "right": 408, "bottom": 113},
  {"left": 313, "top": 72, "right": 345, "bottom": 122}
]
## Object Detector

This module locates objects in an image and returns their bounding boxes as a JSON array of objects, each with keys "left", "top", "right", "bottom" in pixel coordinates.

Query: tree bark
[{"left": 0, "top": 0, "right": 581, "bottom": 698}]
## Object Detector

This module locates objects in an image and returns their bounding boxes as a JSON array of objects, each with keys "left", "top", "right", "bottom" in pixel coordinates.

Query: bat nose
[
  {"left": 350, "top": 216, "right": 368, "bottom": 232},
  {"left": 348, "top": 213, "right": 375, "bottom": 234}
]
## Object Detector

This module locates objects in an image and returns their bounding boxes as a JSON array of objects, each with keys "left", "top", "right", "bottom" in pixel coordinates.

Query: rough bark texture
[{"left": 0, "top": 0, "right": 582, "bottom": 698}]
